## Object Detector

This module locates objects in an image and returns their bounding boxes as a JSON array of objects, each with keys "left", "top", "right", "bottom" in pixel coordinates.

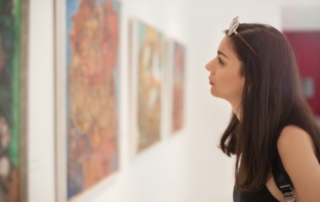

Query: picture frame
[
  {"left": 55, "top": 0, "right": 121, "bottom": 201},
  {"left": 166, "top": 39, "right": 186, "bottom": 135},
  {"left": 129, "top": 19, "right": 166, "bottom": 157}
]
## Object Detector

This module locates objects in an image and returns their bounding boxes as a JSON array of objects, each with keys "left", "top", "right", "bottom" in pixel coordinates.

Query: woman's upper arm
[{"left": 277, "top": 125, "right": 320, "bottom": 202}]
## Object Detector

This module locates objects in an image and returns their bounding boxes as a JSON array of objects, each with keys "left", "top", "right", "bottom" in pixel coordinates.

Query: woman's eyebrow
[{"left": 218, "top": 50, "right": 228, "bottom": 58}]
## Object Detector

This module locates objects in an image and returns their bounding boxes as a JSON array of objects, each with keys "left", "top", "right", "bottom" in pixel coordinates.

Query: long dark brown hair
[{"left": 219, "top": 23, "right": 320, "bottom": 191}]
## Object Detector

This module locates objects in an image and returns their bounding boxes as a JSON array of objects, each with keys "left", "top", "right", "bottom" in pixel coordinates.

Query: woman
[{"left": 205, "top": 17, "right": 320, "bottom": 202}]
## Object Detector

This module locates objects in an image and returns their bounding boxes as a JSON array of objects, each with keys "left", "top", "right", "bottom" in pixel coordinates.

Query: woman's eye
[{"left": 218, "top": 57, "right": 224, "bottom": 65}]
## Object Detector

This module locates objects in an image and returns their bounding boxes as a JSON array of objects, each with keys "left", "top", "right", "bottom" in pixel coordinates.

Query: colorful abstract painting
[
  {"left": 0, "top": 0, "right": 28, "bottom": 201},
  {"left": 130, "top": 20, "right": 165, "bottom": 155},
  {"left": 171, "top": 42, "right": 185, "bottom": 134},
  {"left": 66, "top": 0, "right": 120, "bottom": 199}
]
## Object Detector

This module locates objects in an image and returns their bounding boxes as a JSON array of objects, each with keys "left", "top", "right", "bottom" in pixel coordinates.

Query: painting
[
  {"left": 55, "top": 0, "right": 120, "bottom": 201},
  {"left": 130, "top": 20, "right": 165, "bottom": 156},
  {"left": 169, "top": 41, "right": 185, "bottom": 134},
  {"left": 0, "top": 0, "right": 29, "bottom": 201}
]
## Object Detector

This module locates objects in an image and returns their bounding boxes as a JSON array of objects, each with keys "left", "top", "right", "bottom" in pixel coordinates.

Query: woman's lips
[{"left": 208, "top": 77, "right": 215, "bottom": 85}]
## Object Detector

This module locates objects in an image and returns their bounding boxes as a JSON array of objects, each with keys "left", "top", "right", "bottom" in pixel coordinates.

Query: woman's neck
[{"left": 231, "top": 102, "right": 241, "bottom": 121}]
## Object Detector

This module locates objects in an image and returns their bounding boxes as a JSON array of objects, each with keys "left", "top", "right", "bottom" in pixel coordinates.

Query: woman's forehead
[{"left": 218, "top": 36, "right": 236, "bottom": 59}]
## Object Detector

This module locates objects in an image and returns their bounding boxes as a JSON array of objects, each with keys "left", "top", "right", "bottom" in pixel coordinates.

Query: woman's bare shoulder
[{"left": 277, "top": 125, "right": 320, "bottom": 202}]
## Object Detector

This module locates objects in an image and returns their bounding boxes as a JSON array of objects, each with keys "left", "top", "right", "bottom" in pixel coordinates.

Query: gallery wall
[
  {"left": 25, "top": 0, "right": 300, "bottom": 202},
  {"left": 28, "top": 0, "right": 55, "bottom": 201},
  {"left": 28, "top": 0, "right": 190, "bottom": 201},
  {"left": 281, "top": 0, "right": 320, "bottom": 31}
]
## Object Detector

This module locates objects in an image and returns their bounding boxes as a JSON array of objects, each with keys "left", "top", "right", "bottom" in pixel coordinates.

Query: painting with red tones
[
  {"left": 0, "top": 0, "right": 29, "bottom": 201},
  {"left": 130, "top": 20, "right": 165, "bottom": 157},
  {"left": 170, "top": 41, "right": 185, "bottom": 134},
  {"left": 55, "top": 0, "right": 120, "bottom": 201}
]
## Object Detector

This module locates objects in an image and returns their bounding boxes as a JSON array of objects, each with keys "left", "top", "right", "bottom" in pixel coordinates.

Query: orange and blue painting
[
  {"left": 172, "top": 42, "right": 185, "bottom": 134},
  {"left": 134, "top": 21, "right": 164, "bottom": 154},
  {"left": 66, "top": 0, "right": 120, "bottom": 199},
  {"left": 0, "top": 0, "right": 24, "bottom": 201}
]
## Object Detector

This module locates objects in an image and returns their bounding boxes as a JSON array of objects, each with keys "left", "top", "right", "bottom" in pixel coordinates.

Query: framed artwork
[
  {"left": 0, "top": 0, "right": 29, "bottom": 201},
  {"left": 167, "top": 40, "right": 185, "bottom": 135},
  {"left": 55, "top": 0, "right": 121, "bottom": 201},
  {"left": 129, "top": 20, "right": 165, "bottom": 157}
]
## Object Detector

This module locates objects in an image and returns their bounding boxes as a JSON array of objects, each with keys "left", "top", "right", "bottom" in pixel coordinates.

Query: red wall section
[{"left": 284, "top": 32, "right": 320, "bottom": 116}]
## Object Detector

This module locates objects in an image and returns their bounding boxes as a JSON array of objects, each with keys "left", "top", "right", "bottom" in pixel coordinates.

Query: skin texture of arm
[{"left": 277, "top": 125, "right": 320, "bottom": 202}]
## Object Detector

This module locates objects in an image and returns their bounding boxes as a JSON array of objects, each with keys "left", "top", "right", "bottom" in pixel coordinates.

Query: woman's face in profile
[{"left": 205, "top": 36, "right": 245, "bottom": 104}]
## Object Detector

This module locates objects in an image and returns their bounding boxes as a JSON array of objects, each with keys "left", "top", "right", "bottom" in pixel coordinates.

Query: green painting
[{"left": 0, "top": 0, "right": 28, "bottom": 201}]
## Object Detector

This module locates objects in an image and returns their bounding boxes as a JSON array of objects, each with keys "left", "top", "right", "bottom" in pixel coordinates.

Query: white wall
[
  {"left": 28, "top": 0, "right": 55, "bottom": 201},
  {"left": 27, "top": 0, "right": 282, "bottom": 202},
  {"left": 281, "top": 0, "right": 320, "bottom": 31},
  {"left": 93, "top": 1, "right": 190, "bottom": 202}
]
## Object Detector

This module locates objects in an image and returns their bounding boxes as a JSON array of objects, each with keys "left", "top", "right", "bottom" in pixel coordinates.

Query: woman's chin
[
  {"left": 210, "top": 88, "right": 218, "bottom": 97},
  {"left": 210, "top": 89, "right": 224, "bottom": 100}
]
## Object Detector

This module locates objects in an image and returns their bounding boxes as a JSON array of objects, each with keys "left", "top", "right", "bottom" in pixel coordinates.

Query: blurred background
[{"left": 2, "top": 0, "right": 319, "bottom": 201}]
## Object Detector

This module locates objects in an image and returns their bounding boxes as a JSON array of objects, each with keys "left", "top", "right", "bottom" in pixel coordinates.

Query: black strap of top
[{"left": 272, "top": 151, "right": 297, "bottom": 202}]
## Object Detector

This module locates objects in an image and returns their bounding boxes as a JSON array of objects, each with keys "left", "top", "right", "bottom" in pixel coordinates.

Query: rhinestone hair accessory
[{"left": 227, "top": 16, "right": 258, "bottom": 55}]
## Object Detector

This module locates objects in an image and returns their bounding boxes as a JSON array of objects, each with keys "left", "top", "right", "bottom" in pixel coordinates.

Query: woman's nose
[
  {"left": 205, "top": 59, "right": 214, "bottom": 72},
  {"left": 205, "top": 63, "right": 210, "bottom": 71}
]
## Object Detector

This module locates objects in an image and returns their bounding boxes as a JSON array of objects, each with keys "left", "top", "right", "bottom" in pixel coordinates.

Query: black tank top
[{"left": 233, "top": 185, "right": 279, "bottom": 202}]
